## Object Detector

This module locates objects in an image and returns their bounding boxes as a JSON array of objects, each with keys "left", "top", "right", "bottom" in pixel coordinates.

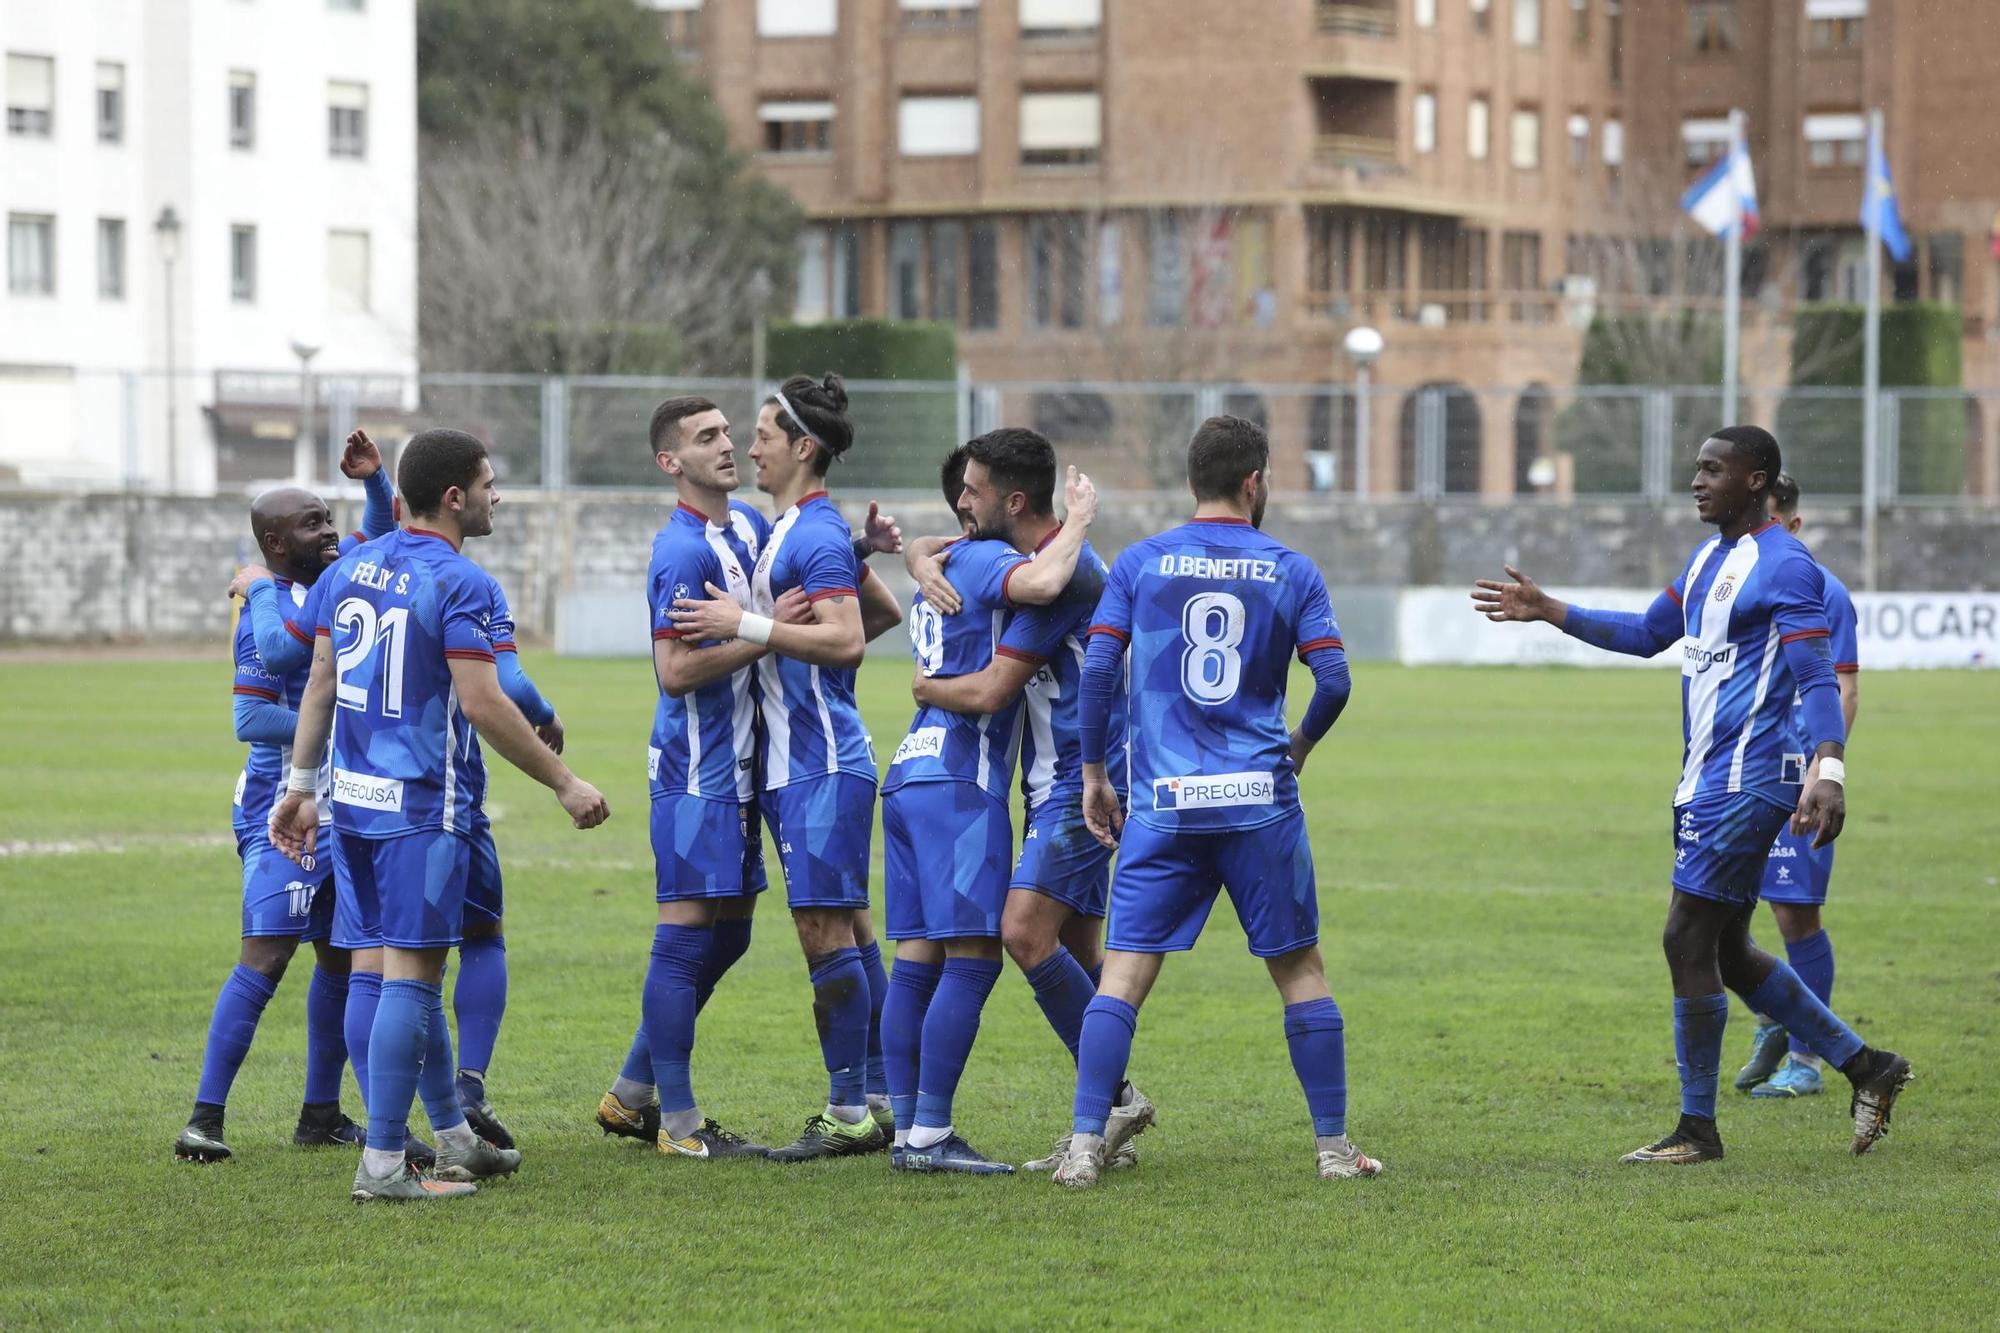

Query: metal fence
[{"left": 3, "top": 367, "right": 1993, "bottom": 504}]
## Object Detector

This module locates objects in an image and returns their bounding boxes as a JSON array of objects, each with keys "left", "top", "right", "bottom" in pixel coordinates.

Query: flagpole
[
  {"left": 1862, "top": 108, "right": 1883, "bottom": 592},
  {"left": 1723, "top": 108, "right": 1744, "bottom": 425}
]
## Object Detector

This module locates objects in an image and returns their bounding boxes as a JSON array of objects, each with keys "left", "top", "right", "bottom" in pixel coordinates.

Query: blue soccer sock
[
  {"left": 696, "top": 918, "right": 753, "bottom": 1012},
  {"left": 1782, "top": 931, "right": 1836, "bottom": 1058},
  {"left": 911, "top": 957, "right": 1003, "bottom": 1139},
  {"left": 882, "top": 959, "right": 942, "bottom": 1136},
  {"left": 615, "top": 1024, "right": 654, "bottom": 1097},
  {"left": 303, "top": 967, "right": 350, "bottom": 1106},
  {"left": 194, "top": 964, "right": 279, "bottom": 1108},
  {"left": 418, "top": 981, "right": 467, "bottom": 1135},
  {"left": 1072, "top": 995, "right": 1139, "bottom": 1137},
  {"left": 643, "top": 924, "right": 711, "bottom": 1121},
  {"left": 807, "top": 948, "right": 870, "bottom": 1114},
  {"left": 857, "top": 940, "right": 890, "bottom": 1101},
  {"left": 1283, "top": 996, "right": 1348, "bottom": 1138},
  {"left": 453, "top": 935, "right": 507, "bottom": 1079},
  {"left": 344, "top": 971, "right": 382, "bottom": 1108},
  {"left": 1672, "top": 993, "right": 1730, "bottom": 1121},
  {"left": 1024, "top": 946, "right": 1096, "bottom": 1061},
  {"left": 366, "top": 978, "right": 433, "bottom": 1152},
  {"left": 1743, "top": 960, "right": 1863, "bottom": 1069}
]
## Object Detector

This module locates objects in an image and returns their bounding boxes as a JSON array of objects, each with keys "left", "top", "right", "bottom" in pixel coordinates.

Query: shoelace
[
  {"left": 798, "top": 1114, "right": 834, "bottom": 1139},
  {"left": 703, "top": 1119, "right": 749, "bottom": 1145}
]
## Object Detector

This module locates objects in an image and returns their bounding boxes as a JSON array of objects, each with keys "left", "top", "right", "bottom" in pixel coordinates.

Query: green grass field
[{"left": 2, "top": 658, "right": 1997, "bottom": 1328}]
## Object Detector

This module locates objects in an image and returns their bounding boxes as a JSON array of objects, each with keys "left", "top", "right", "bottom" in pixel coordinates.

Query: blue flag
[{"left": 1861, "top": 120, "right": 1912, "bottom": 264}]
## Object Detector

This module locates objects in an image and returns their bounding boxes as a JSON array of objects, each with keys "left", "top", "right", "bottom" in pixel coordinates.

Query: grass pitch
[{"left": 1, "top": 658, "right": 1996, "bottom": 1328}]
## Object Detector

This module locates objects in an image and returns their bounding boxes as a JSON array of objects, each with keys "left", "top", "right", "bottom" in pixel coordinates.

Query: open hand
[
  {"left": 1082, "top": 772, "right": 1124, "bottom": 850},
  {"left": 269, "top": 792, "right": 320, "bottom": 864},
  {"left": 228, "top": 565, "right": 274, "bottom": 600},
  {"left": 1063, "top": 467, "right": 1098, "bottom": 529},
  {"left": 1471, "top": 565, "right": 1557, "bottom": 623},
  {"left": 670, "top": 582, "right": 747, "bottom": 640},
  {"left": 339, "top": 429, "right": 382, "bottom": 480}
]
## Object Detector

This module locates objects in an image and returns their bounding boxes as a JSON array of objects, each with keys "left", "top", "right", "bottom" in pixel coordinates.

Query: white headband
[{"left": 774, "top": 389, "right": 840, "bottom": 464}]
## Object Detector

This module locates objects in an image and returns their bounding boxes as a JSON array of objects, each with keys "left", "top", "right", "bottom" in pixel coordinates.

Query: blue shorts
[
  {"left": 883, "top": 782, "right": 1014, "bottom": 941},
  {"left": 1671, "top": 793, "right": 1793, "bottom": 906},
  {"left": 237, "top": 826, "right": 333, "bottom": 941},
  {"left": 652, "top": 793, "right": 768, "bottom": 902},
  {"left": 461, "top": 813, "right": 505, "bottom": 930},
  {"left": 1760, "top": 823, "right": 1834, "bottom": 905},
  {"left": 1106, "top": 810, "right": 1318, "bottom": 958},
  {"left": 331, "top": 826, "right": 471, "bottom": 950},
  {"left": 764, "top": 773, "right": 875, "bottom": 911},
  {"left": 1010, "top": 795, "right": 1112, "bottom": 920}
]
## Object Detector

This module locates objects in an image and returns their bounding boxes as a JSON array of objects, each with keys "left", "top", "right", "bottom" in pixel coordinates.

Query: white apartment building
[{"left": 0, "top": 0, "right": 416, "bottom": 492}]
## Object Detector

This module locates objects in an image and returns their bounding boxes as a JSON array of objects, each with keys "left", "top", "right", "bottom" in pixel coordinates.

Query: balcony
[
  {"left": 1316, "top": 1, "right": 1397, "bottom": 37},
  {"left": 1315, "top": 132, "right": 1397, "bottom": 166}
]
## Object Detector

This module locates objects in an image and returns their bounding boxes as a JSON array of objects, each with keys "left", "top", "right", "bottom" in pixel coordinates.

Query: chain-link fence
[{"left": 3, "top": 367, "right": 1992, "bottom": 503}]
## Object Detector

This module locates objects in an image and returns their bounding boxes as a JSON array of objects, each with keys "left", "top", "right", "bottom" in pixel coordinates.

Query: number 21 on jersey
[
  {"left": 1180, "top": 592, "right": 1244, "bottom": 705},
  {"left": 334, "top": 597, "right": 410, "bottom": 717}
]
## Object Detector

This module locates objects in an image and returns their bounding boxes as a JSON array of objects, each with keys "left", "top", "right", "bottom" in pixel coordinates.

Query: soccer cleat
[
  {"left": 597, "top": 1092, "right": 662, "bottom": 1144},
  {"left": 869, "top": 1104, "right": 896, "bottom": 1149},
  {"left": 1050, "top": 1136, "right": 1106, "bottom": 1190},
  {"left": 1750, "top": 1056, "right": 1824, "bottom": 1099},
  {"left": 1316, "top": 1140, "right": 1385, "bottom": 1179},
  {"left": 1619, "top": 1119, "right": 1725, "bottom": 1165},
  {"left": 456, "top": 1074, "right": 515, "bottom": 1151},
  {"left": 1847, "top": 1050, "right": 1913, "bottom": 1155},
  {"left": 351, "top": 1159, "right": 477, "bottom": 1203},
  {"left": 1103, "top": 1084, "right": 1157, "bottom": 1161},
  {"left": 1734, "top": 1020, "right": 1790, "bottom": 1091},
  {"left": 404, "top": 1136, "right": 438, "bottom": 1171},
  {"left": 293, "top": 1102, "right": 366, "bottom": 1147},
  {"left": 173, "top": 1120, "right": 232, "bottom": 1164},
  {"left": 901, "top": 1133, "right": 1016, "bottom": 1176},
  {"left": 658, "top": 1118, "right": 771, "bottom": 1160},
  {"left": 766, "top": 1112, "right": 888, "bottom": 1163},
  {"left": 432, "top": 1136, "right": 522, "bottom": 1183},
  {"left": 1023, "top": 1133, "right": 1139, "bottom": 1173}
]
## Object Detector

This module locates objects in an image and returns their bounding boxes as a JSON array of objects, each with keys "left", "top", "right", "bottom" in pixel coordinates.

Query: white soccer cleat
[
  {"left": 1103, "top": 1084, "right": 1156, "bottom": 1159},
  {"left": 1315, "top": 1140, "right": 1384, "bottom": 1180},
  {"left": 1024, "top": 1132, "right": 1138, "bottom": 1173},
  {"left": 1050, "top": 1135, "right": 1106, "bottom": 1190}
]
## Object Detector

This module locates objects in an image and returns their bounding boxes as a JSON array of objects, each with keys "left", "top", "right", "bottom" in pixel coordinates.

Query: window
[
  {"left": 1510, "top": 108, "right": 1541, "bottom": 169},
  {"left": 1807, "top": 0, "right": 1865, "bottom": 49},
  {"left": 1602, "top": 117, "right": 1623, "bottom": 165},
  {"left": 902, "top": 0, "right": 979, "bottom": 27},
  {"left": 1467, "top": 96, "right": 1490, "bottom": 161},
  {"left": 8, "top": 214, "right": 54, "bottom": 294},
  {"left": 761, "top": 101, "right": 833, "bottom": 154},
  {"left": 758, "top": 0, "right": 836, "bottom": 36},
  {"left": 1502, "top": 230, "right": 1543, "bottom": 321},
  {"left": 1682, "top": 118, "right": 1730, "bottom": 168},
  {"left": 7, "top": 54, "right": 54, "bottom": 137},
  {"left": 1687, "top": 1, "right": 1737, "bottom": 53},
  {"left": 1804, "top": 112, "right": 1865, "bottom": 168},
  {"left": 1927, "top": 233, "right": 1963, "bottom": 307},
  {"left": 1147, "top": 211, "right": 1185, "bottom": 326},
  {"left": 1471, "top": 0, "right": 1492, "bottom": 34},
  {"left": 329, "top": 229, "right": 370, "bottom": 312},
  {"left": 231, "top": 225, "right": 257, "bottom": 303},
  {"left": 1513, "top": 0, "right": 1541, "bottom": 46},
  {"left": 97, "top": 218, "right": 125, "bottom": 299},
  {"left": 792, "top": 223, "right": 858, "bottom": 322},
  {"left": 96, "top": 63, "right": 124, "bottom": 143},
  {"left": 968, "top": 220, "right": 998, "bottom": 328},
  {"left": 1097, "top": 219, "right": 1122, "bottom": 326},
  {"left": 1414, "top": 91, "right": 1437, "bottom": 154},
  {"left": 1572, "top": 0, "right": 1589, "bottom": 44},
  {"left": 1020, "top": 0, "right": 1100, "bottom": 36},
  {"left": 930, "top": 221, "right": 962, "bottom": 322},
  {"left": 1567, "top": 112, "right": 1589, "bottom": 168},
  {"left": 1025, "top": 215, "right": 1088, "bottom": 330},
  {"left": 889, "top": 223, "right": 923, "bottom": 320},
  {"left": 328, "top": 81, "right": 367, "bottom": 158},
  {"left": 898, "top": 96, "right": 979, "bottom": 156},
  {"left": 646, "top": 0, "right": 703, "bottom": 49},
  {"left": 794, "top": 228, "right": 829, "bottom": 321},
  {"left": 1415, "top": 0, "right": 1438, "bottom": 26},
  {"left": 230, "top": 71, "right": 255, "bottom": 149},
  {"left": 1606, "top": 0, "right": 1623, "bottom": 85},
  {"left": 1019, "top": 92, "right": 1100, "bottom": 166}
]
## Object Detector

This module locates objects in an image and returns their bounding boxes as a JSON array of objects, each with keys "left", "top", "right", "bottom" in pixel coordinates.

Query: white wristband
[
  {"left": 287, "top": 766, "right": 318, "bottom": 794},
  {"left": 1815, "top": 756, "right": 1846, "bottom": 787},
  {"left": 738, "top": 613, "right": 774, "bottom": 646}
]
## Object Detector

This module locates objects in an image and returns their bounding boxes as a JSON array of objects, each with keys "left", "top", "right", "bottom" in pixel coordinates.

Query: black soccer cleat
[
  {"left": 455, "top": 1073, "right": 514, "bottom": 1151},
  {"left": 658, "top": 1118, "right": 772, "bottom": 1160},
  {"left": 174, "top": 1107, "right": 233, "bottom": 1164},
  {"left": 766, "top": 1112, "right": 888, "bottom": 1163},
  {"left": 1619, "top": 1115, "right": 1725, "bottom": 1165},
  {"left": 293, "top": 1101, "right": 366, "bottom": 1148},
  {"left": 1846, "top": 1049, "right": 1914, "bottom": 1155}
]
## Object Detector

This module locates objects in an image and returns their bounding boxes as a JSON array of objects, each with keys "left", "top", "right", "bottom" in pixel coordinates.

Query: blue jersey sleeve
[
  {"left": 440, "top": 566, "right": 499, "bottom": 662},
  {"left": 288, "top": 572, "right": 334, "bottom": 653},
  {"left": 1827, "top": 577, "right": 1860, "bottom": 672},
  {"left": 232, "top": 617, "right": 283, "bottom": 702},
  {"left": 233, "top": 693, "right": 297, "bottom": 744},
  {"left": 359, "top": 468, "right": 395, "bottom": 540},
  {"left": 1289, "top": 554, "right": 1344, "bottom": 658},
  {"left": 998, "top": 556, "right": 1105, "bottom": 664},
  {"left": 950, "top": 539, "right": 1029, "bottom": 615},
  {"left": 797, "top": 527, "right": 861, "bottom": 603},
  {"left": 485, "top": 576, "right": 554, "bottom": 725},
  {"left": 1086, "top": 549, "right": 1138, "bottom": 644},
  {"left": 649, "top": 537, "right": 718, "bottom": 643},
  {"left": 242, "top": 580, "right": 312, "bottom": 676}
]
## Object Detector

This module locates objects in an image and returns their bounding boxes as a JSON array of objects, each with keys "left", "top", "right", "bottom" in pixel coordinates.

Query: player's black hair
[
  {"left": 940, "top": 444, "right": 970, "bottom": 511},
  {"left": 1769, "top": 470, "right": 1801, "bottom": 517},
  {"left": 1710, "top": 424, "right": 1782, "bottom": 502},
  {"left": 962, "top": 427, "right": 1057, "bottom": 516},
  {"left": 1186, "top": 414, "right": 1270, "bottom": 501},
  {"left": 765, "top": 373, "right": 853, "bottom": 477},
  {"left": 399, "top": 428, "right": 488, "bottom": 518},
  {"left": 650, "top": 396, "right": 718, "bottom": 454}
]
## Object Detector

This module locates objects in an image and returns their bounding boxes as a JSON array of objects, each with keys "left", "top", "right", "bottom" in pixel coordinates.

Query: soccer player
[
  {"left": 879, "top": 430, "right": 1101, "bottom": 1174},
  {"left": 667, "top": 373, "right": 905, "bottom": 1162},
  {"left": 1048, "top": 414, "right": 1374, "bottom": 1189},
  {"left": 173, "top": 435, "right": 394, "bottom": 1163},
  {"left": 1734, "top": 472, "right": 1861, "bottom": 1100},
  {"left": 1472, "top": 425, "right": 1911, "bottom": 1164},
  {"left": 271, "top": 429, "right": 610, "bottom": 1202},
  {"left": 900, "top": 438, "right": 1150, "bottom": 1173}
]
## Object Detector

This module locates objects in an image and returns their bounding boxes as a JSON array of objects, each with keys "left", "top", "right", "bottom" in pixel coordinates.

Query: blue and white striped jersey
[
  {"left": 231, "top": 575, "right": 314, "bottom": 833},
  {"left": 748, "top": 491, "right": 878, "bottom": 790},
  {"left": 649, "top": 499, "right": 768, "bottom": 803},
  {"left": 999, "top": 537, "right": 1128, "bottom": 811},
  {"left": 882, "top": 537, "right": 1029, "bottom": 799},
  {"left": 1671, "top": 522, "right": 1837, "bottom": 809},
  {"left": 314, "top": 527, "right": 504, "bottom": 838}
]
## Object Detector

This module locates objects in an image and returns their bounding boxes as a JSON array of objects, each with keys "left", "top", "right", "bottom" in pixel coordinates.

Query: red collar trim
[
  {"left": 1749, "top": 518, "right": 1780, "bottom": 537},
  {"left": 1189, "top": 516, "right": 1251, "bottom": 525},
  {"left": 796, "top": 490, "right": 829, "bottom": 507},
  {"left": 404, "top": 525, "right": 460, "bottom": 550},
  {"left": 675, "top": 500, "right": 712, "bottom": 524},
  {"left": 1032, "top": 526, "right": 1061, "bottom": 554}
]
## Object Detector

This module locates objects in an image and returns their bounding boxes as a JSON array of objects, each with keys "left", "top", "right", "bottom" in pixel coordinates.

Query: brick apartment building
[{"left": 649, "top": 0, "right": 2000, "bottom": 495}]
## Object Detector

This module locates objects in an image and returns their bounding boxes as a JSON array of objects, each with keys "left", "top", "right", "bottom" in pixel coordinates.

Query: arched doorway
[
  {"left": 1514, "top": 384, "right": 1553, "bottom": 493},
  {"left": 1398, "top": 383, "right": 1482, "bottom": 494}
]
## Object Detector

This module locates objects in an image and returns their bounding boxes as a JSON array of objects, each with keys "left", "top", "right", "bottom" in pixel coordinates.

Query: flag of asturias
[
  {"left": 1682, "top": 142, "right": 1760, "bottom": 239},
  {"left": 1861, "top": 119, "right": 1913, "bottom": 264}
]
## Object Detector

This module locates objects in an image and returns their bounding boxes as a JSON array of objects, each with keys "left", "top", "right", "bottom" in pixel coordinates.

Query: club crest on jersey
[
  {"left": 1154, "top": 771, "right": 1274, "bottom": 810},
  {"left": 1712, "top": 574, "right": 1738, "bottom": 603}
]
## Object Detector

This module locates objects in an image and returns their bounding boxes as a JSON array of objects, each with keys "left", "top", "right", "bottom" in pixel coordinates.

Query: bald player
[{"left": 175, "top": 434, "right": 395, "bottom": 1163}]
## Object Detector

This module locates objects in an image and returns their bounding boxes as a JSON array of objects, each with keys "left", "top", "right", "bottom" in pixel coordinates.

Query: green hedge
[
  {"left": 766, "top": 320, "right": 957, "bottom": 381},
  {"left": 1777, "top": 303, "right": 1964, "bottom": 495},
  {"left": 765, "top": 320, "right": 960, "bottom": 490}
]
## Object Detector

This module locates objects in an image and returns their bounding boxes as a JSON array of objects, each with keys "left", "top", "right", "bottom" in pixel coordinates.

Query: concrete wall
[{"left": 4, "top": 488, "right": 1995, "bottom": 645}]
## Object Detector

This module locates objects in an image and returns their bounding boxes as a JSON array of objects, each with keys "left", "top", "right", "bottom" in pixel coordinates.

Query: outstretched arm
[
  {"left": 669, "top": 583, "right": 866, "bottom": 670},
  {"left": 341, "top": 430, "right": 396, "bottom": 539},
  {"left": 1472, "top": 564, "right": 1681, "bottom": 658},
  {"left": 851, "top": 501, "right": 902, "bottom": 563}
]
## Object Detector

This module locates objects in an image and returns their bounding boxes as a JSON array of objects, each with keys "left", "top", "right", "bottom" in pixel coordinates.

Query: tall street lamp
[
  {"left": 291, "top": 336, "right": 321, "bottom": 484},
  {"left": 1343, "top": 325, "right": 1383, "bottom": 499},
  {"left": 154, "top": 205, "right": 182, "bottom": 491}
]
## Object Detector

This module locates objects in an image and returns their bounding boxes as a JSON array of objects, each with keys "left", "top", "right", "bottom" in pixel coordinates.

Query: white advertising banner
[{"left": 1397, "top": 589, "right": 1999, "bottom": 670}]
